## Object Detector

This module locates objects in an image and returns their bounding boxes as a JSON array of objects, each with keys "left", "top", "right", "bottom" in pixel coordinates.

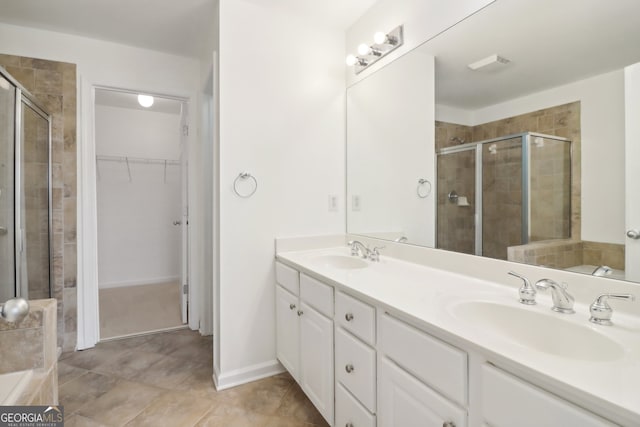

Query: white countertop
[{"left": 276, "top": 246, "right": 640, "bottom": 425}]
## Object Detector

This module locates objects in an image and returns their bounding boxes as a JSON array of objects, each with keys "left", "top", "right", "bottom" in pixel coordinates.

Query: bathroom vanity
[{"left": 274, "top": 238, "right": 640, "bottom": 427}]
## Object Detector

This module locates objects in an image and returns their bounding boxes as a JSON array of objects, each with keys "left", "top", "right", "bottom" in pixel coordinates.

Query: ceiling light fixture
[
  {"left": 137, "top": 94, "right": 154, "bottom": 108},
  {"left": 467, "top": 54, "right": 510, "bottom": 71},
  {"left": 345, "top": 25, "right": 404, "bottom": 75}
]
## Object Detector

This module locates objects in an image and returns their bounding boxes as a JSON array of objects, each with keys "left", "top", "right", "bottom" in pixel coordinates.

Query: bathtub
[
  {"left": 0, "top": 370, "right": 33, "bottom": 405},
  {"left": 564, "top": 264, "right": 626, "bottom": 280}
]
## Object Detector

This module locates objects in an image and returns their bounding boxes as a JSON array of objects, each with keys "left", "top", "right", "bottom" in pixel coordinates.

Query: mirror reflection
[{"left": 346, "top": 0, "right": 640, "bottom": 283}]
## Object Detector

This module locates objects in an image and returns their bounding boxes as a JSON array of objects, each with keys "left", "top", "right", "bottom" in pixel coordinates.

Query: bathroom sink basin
[
  {"left": 310, "top": 255, "right": 368, "bottom": 270},
  {"left": 450, "top": 301, "right": 624, "bottom": 361}
]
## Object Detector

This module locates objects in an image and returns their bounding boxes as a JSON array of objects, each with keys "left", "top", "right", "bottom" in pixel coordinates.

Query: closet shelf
[{"left": 96, "top": 155, "right": 180, "bottom": 165}]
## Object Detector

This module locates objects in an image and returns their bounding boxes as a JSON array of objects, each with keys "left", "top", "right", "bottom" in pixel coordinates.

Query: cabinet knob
[
  {"left": 297, "top": 310, "right": 303, "bottom": 316},
  {"left": 443, "top": 422, "right": 456, "bottom": 427},
  {"left": 289, "top": 303, "right": 296, "bottom": 310},
  {"left": 345, "top": 313, "right": 354, "bottom": 322},
  {"left": 345, "top": 364, "right": 355, "bottom": 373}
]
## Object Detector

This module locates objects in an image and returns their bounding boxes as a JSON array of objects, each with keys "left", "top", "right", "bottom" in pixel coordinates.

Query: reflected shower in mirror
[{"left": 346, "top": 0, "right": 640, "bottom": 283}]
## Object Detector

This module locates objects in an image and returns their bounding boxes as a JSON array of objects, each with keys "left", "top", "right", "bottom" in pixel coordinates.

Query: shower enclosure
[
  {"left": 0, "top": 66, "right": 52, "bottom": 301},
  {"left": 436, "top": 132, "right": 571, "bottom": 260}
]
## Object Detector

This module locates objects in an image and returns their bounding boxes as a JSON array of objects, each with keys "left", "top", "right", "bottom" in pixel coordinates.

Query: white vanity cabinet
[
  {"left": 480, "top": 364, "right": 616, "bottom": 427},
  {"left": 275, "top": 262, "right": 334, "bottom": 425},
  {"left": 334, "top": 291, "right": 378, "bottom": 427},
  {"left": 378, "top": 312, "right": 468, "bottom": 427}
]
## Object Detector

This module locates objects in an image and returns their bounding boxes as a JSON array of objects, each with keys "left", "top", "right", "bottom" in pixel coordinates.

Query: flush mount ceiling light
[
  {"left": 467, "top": 54, "right": 510, "bottom": 71},
  {"left": 346, "top": 25, "right": 404, "bottom": 75},
  {"left": 137, "top": 94, "right": 154, "bottom": 108}
]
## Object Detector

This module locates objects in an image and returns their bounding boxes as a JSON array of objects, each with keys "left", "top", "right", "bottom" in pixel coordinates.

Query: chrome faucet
[
  {"left": 348, "top": 240, "right": 370, "bottom": 258},
  {"left": 369, "top": 246, "right": 384, "bottom": 262},
  {"left": 535, "top": 279, "right": 575, "bottom": 314},
  {"left": 507, "top": 271, "right": 536, "bottom": 305},
  {"left": 393, "top": 236, "right": 408, "bottom": 243},
  {"left": 592, "top": 266, "right": 613, "bottom": 277},
  {"left": 589, "top": 293, "right": 635, "bottom": 326}
]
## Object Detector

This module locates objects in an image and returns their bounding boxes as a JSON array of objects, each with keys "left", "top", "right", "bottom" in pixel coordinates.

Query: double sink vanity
[{"left": 274, "top": 236, "right": 640, "bottom": 427}]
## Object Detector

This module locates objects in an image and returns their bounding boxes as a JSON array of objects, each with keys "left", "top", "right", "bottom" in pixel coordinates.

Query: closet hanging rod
[{"left": 96, "top": 155, "right": 180, "bottom": 166}]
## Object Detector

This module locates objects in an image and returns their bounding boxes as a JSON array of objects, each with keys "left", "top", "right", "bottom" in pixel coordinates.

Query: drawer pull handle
[
  {"left": 345, "top": 313, "right": 354, "bottom": 321},
  {"left": 297, "top": 310, "right": 304, "bottom": 316},
  {"left": 289, "top": 303, "right": 296, "bottom": 310},
  {"left": 346, "top": 423, "right": 354, "bottom": 427},
  {"left": 443, "top": 422, "right": 456, "bottom": 427},
  {"left": 345, "top": 364, "right": 355, "bottom": 373}
]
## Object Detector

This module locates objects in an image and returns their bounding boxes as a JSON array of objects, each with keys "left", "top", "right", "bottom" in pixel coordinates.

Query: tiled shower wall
[
  {"left": 435, "top": 101, "right": 581, "bottom": 260},
  {"left": 0, "top": 54, "right": 77, "bottom": 351}
]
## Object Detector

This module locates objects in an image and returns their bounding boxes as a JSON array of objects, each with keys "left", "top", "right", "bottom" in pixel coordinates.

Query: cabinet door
[
  {"left": 378, "top": 357, "right": 466, "bottom": 427},
  {"left": 276, "top": 285, "right": 300, "bottom": 380},
  {"left": 481, "top": 364, "right": 616, "bottom": 427},
  {"left": 299, "top": 301, "right": 334, "bottom": 425}
]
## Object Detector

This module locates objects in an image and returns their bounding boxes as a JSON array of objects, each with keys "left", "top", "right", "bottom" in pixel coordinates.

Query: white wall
[
  {"left": 0, "top": 22, "right": 201, "bottom": 348},
  {"left": 215, "top": 0, "right": 345, "bottom": 387},
  {"left": 440, "top": 70, "right": 625, "bottom": 244},
  {"left": 345, "top": 0, "right": 494, "bottom": 87},
  {"left": 347, "top": 49, "right": 435, "bottom": 246},
  {"left": 95, "top": 105, "right": 181, "bottom": 288}
]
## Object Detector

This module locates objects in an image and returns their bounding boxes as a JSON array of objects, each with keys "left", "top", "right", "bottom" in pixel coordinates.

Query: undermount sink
[
  {"left": 450, "top": 301, "right": 625, "bottom": 362},
  {"left": 310, "top": 254, "right": 368, "bottom": 270}
]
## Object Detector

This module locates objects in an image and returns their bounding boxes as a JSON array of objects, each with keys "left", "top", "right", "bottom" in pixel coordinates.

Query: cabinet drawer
[
  {"left": 335, "top": 327, "right": 376, "bottom": 412},
  {"left": 378, "top": 357, "right": 466, "bottom": 427},
  {"left": 300, "top": 273, "right": 334, "bottom": 317},
  {"left": 336, "top": 383, "right": 376, "bottom": 427},
  {"left": 336, "top": 291, "right": 376, "bottom": 346},
  {"left": 275, "top": 262, "right": 299, "bottom": 295},
  {"left": 379, "top": 313, "right": 467, "bottom": 406},
  {"left": 481, "top": 364, "right": 615, "bottom": 427}
]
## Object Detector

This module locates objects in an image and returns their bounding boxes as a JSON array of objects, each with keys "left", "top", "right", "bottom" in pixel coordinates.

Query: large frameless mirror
[{"left": 346, "top": 0, "right": 640, "bottom": 283}]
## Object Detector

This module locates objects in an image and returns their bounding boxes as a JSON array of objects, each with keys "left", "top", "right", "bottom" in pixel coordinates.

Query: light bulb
[
  {"left": 346, "top": 55, "right": 358, "bottom": 66},
  {"left": 358, "top": 43, "right": 372, "bottom": 56},
  {"left": 137, "top": 94, "right": 154, "bottom": 108},
  {"left": 373, "top": 31, "right": 387, "bottom": 45}
]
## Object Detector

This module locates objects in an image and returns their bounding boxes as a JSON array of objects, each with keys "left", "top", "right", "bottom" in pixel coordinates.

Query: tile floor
[{"left": 59, "top": 329, "right": 329, "bottom": 427}]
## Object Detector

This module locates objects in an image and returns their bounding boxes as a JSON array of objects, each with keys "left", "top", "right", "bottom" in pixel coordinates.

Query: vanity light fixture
[
  {"left": 467, "top": 54, "right": 510, "bottom": 71},
  {"left": 137, "top": 94, "right": 154, "bottom": 108},
  {"left": 346, "top": 25, "right": 404, "bottom": 74}
]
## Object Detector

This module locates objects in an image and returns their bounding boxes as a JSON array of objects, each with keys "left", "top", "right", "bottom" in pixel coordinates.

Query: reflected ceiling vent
[{"left": 467, "top": 54, "right": 510, "bottom": 71}]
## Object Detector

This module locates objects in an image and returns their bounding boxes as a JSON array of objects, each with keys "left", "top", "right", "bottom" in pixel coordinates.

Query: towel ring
[
  {"left": 233, "top": 172, "right": 258, "bottom": 198},
  {"left": 417, "top": 178, "right": 431, "bottom": 198}
]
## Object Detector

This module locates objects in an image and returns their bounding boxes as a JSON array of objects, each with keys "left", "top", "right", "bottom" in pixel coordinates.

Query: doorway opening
[{"left": 94, "top": 88, "right": 189, "bottom": 340}]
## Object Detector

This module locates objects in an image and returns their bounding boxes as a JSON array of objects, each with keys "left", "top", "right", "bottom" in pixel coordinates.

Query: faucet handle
[
  {"left": 589, "top": 293, "right": 635, "bottom": 326},
  {"left": 508, "top": 271, "right": 536, "bottom": 305},
  {"left": 369, "top": 246, "right": 385, "bottom": 262}
]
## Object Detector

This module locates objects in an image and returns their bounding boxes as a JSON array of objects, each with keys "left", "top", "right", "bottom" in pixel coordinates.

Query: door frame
[{"left": 78, "top": 83, "right": 194, "bottom": 349}]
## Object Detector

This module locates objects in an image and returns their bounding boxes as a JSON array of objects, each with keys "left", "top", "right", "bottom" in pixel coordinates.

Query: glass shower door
[
  {"left": 482, "top": 137, "right": 523, "bottom": 260},
  {"left": 0, "top": 75, "right": 16, "bottom": 301},
  {"left": 20, "top": 101, "right": 52, "bottom": 299},
  {"left": 436, "top": 149, "right": 476, "bottom": 255}
]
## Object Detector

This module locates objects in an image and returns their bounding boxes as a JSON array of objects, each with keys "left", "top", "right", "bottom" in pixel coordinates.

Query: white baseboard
[
  {"left": 99, "top": 276, "right": 180, "bottom": 289},
  {"left": 213, "top": 359, "right": 285, "bottom": 391}
]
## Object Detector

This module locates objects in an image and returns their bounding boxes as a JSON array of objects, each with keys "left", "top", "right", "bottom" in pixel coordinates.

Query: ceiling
[
  {"left": 418, "top": 0, "right": 640, "bottom": 111},
  {"left": 0, "top": 0, "right": 378, "bottom": 58}
]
